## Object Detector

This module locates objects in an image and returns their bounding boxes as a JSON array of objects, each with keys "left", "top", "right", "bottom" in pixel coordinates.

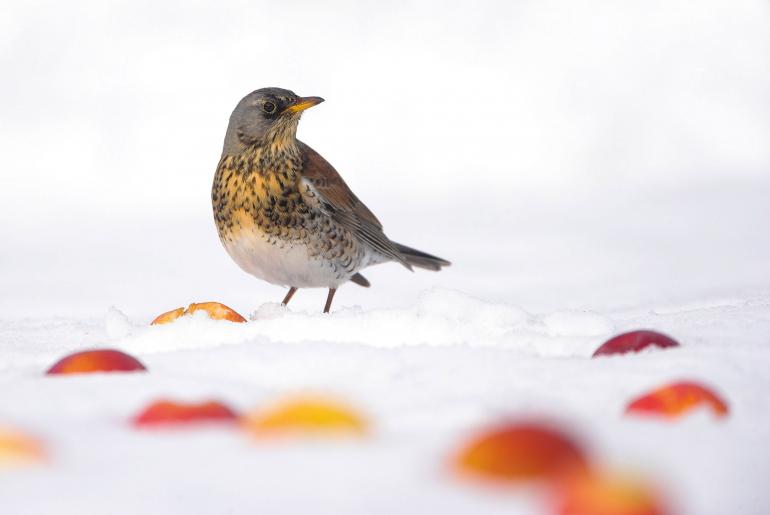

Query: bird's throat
[
  {"left": 264, "top": 116, "right": 301, "bottom": 154},
  {"left": 227, "top": 134, "right": 301, "bottom": 179}
]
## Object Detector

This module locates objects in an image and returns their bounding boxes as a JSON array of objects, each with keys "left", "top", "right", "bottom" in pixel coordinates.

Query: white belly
[{"left": 224, "top": 232, "right": 344, "bottom": 288}]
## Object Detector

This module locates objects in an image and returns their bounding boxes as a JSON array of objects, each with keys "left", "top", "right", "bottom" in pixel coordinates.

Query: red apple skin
[
  {"left": 46, "top": 349, "right": 146, "bottom": 375},
  {"left": 592, "top": 331, "right": 679, "bottom": 357},
  {"left": 133, "top": 400, "right": 237, "bottom": 427},
  {"left": 455, "top": 422, "right": 589, "bottom": 484},
  {"left": 625, "top": 381, "right": 728, "bottom": 419},
  {"left": 553, "top": 473, "right": 669, "bottom": 515}
]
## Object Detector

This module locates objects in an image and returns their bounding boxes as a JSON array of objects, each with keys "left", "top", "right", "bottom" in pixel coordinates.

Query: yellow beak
[{"left": 285, "top": 96, "right": 325, "bottom": 114}]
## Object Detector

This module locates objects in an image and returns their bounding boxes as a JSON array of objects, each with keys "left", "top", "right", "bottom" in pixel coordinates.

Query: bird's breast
[
  {"left": 212, "top": 162, "right": 361, "bottom": 288},
  {"left": 220, "top": 213, "right": 331, "bottom": 287}
]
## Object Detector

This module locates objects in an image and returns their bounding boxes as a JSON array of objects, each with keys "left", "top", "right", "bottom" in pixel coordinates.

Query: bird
[{"left": 211, "top": 87, "right": 450, "bottom": 313}]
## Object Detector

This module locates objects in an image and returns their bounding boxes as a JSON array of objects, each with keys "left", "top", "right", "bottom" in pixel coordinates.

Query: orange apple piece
[
  {"left": 46, "top": 349, "right": 146, "bottom": 375},
  {"left": 0, "top": 427, "right": 45, "bottom": 467},
  {"left": 455, "top": 422, "right": 589, "bottom": 483},
  {"left": 625, "top": 381, "right": 728, "bottom": 419},
  {"left": 185, "top": 302, "right": 246, "bottom": 323},
  {"left": 133, "top": 399, "right": 237, "bottom": 427},
  {"left": 553, "top": 472, "right": 668, "bottom": 515},
  {"left": 242, "top": 397, "right": 367, "bottom": 437},
  {"left": 150, "top": 307, "right": 185, "bottom": 325},
  {"left": 592, "top": 330, "right": 679, "bottom": 358},
  {"left": 151, "top": 302, "right": 246, "bottom": 325}
]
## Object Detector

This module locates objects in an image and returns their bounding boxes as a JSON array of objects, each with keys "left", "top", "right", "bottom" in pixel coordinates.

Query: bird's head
[{"left": 222, "top": 87, "right": 324, "bottom": 156}]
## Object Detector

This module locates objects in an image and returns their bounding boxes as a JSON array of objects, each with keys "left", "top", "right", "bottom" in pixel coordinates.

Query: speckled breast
[{"left": 211, "top": 151, "right": 364, "bottom": 288}]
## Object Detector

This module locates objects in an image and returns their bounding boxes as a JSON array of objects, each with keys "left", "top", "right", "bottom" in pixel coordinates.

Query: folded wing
[{"left": 298, "top": 141, "right": 412, "bottom": 269}]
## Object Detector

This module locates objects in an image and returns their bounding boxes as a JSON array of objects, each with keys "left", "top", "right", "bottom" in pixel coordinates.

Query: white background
[{"left": 1, "top": 0, "right": 769, "bottom": 317}]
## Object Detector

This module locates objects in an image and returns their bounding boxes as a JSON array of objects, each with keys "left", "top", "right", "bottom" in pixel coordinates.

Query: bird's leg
[
  {"left": 323, "top": 288, "right": 336, "bottom": 314},
  {"left": 281, "top": 287, "right": 298, "bottom": 306}
]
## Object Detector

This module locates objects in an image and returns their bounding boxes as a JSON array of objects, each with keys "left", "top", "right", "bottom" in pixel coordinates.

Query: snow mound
[{"left": 118, "top": 289, "right": 613, "bottom": 358}]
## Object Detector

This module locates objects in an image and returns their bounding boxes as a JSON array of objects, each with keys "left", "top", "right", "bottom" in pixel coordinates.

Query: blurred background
[{"left": 1, "top": 0, "right": 769, "bottom": 317}]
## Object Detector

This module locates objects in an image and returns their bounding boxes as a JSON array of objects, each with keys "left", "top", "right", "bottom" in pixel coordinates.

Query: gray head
[{"left": 221, "top": 87, "right": 324, "bottom": 156}]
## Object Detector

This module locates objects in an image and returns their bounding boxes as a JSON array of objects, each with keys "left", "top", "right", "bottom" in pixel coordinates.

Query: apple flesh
[
  {"left": 455, "top": 422, "right": 589, "bottom": 484},
  {"left": 150, "top": 307, "right": 185, "bottom": 325},
  {"left": 625, "top": 381, "right": 728, "bottom": 419},
  {"left": 133, "top": 400, "right": 237, "bottom": 427},
  {"left": 186, "top": 302, "right": 247, "bottom": 323},
  {"left": 151, "top": 302, "right": 246, "bottom": 325},
  {"left": 241, "top": 397, "right": 367, "bottom": 436},
  {"left": 592, "top": 330, "right": 679, "bottom": 357},
  {"left": 553, "top": 472, "right": 668, "bottom": 515},
  {"left": 46, "top": 349, "right": 146, "bottom": 375}
]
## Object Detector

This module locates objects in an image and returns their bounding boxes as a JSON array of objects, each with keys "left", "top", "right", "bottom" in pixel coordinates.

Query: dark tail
[
  {"left": 350, "top": 273, "right": 370, "bottom": 287},
  {"left": 393, "top": 242, "right": 451, "bottom": 271}
]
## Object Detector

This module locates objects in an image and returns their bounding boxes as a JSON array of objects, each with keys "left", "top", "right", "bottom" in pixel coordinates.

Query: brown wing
[
  {"left": 297, "top": 141, "right": 410, "bottom": 269},
  {"left": 298, "top": 141, "right": 382, "bottom": 228}
]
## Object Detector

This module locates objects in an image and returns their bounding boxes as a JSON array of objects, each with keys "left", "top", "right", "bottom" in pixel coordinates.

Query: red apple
[
  {"left": 46, "top": 349, "right": 146, "bottom": 375},
  {"left": 625, "top": 381, "right": 728, "bottom": 419},
  {"left": 553, "top": 472, "right": 668, "bottom": 515},
  {"left": 593, "top": 331, "right": 679, "bottom": 357},
  {"left": 241, "top": 397, "right": 367, "bottom": 437},
  {"left": 455, "top": 422, "right": 589, "bottom": 484},
  {"left": 133, "top": 400, "right": 237, "bottom": 427}
]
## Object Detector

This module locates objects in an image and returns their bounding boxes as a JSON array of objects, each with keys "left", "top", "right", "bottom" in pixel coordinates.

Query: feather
[{"left": 298, "top": 141, "right": 411, "bottom": 269}]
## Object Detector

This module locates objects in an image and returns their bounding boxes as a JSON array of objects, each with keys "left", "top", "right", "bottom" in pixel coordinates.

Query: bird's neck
[
  {"left": 225, "top": 136, "right": 302, "bottom": 179},
  {"left": 222, "top": 116, "right": 302, "bottom": 164}
]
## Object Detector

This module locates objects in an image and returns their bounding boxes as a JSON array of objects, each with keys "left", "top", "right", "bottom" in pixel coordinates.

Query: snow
[
  {"left": 113, "top": 290, "right": 611, "bottom": 356},
  {"left": 2, "top": 288, "right": 770, "bottom": 514},
  {"left": 2, "top": 0, "right": 770, "bottom": 514}
]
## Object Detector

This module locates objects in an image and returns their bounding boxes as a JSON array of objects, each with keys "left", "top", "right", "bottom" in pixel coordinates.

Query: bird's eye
[{"left": 263, "top": 101, "right": 277, "bottom": 114}]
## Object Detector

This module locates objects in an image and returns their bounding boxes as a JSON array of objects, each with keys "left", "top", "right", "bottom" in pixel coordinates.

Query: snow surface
[
  {"left": 2, "top": 1, "right": 770, "bottom": 514},
  {"left": 2, "top": 288, "right": 770, "bottom": 515}
]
